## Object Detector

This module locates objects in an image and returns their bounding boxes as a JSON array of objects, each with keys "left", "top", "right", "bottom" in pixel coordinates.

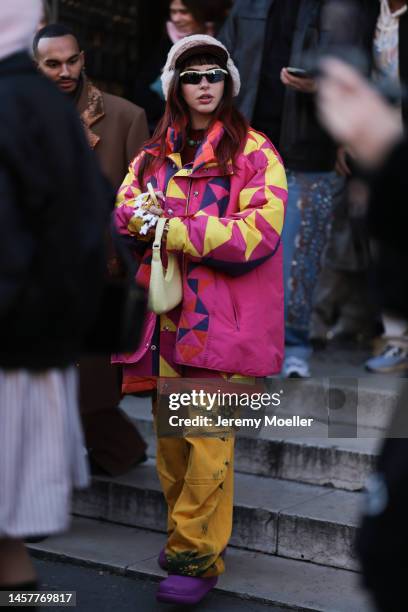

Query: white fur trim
[{"left": 160, "top": 34, "right": 240, "bottom": 99}]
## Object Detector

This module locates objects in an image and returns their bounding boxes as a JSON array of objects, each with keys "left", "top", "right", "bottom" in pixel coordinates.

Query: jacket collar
[
  {"left": 145, "top": 119, "right": 226, "bottom": 172},
  {"left": 77, "top": 75, "right": 105, "bottom": 149}
]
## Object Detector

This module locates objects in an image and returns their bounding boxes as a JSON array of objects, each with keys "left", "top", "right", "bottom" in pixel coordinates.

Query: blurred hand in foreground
[{"left": 317, "top": 58, "right": 402, "bottom": 168}]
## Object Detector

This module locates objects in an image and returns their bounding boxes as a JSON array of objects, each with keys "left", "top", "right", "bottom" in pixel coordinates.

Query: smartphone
[{"left": 286, "top": 67, "right": 310, "bottom": 79}]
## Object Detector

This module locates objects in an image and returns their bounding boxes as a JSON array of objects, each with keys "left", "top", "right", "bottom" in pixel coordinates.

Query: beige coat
[{"left": 77, "top": 77, "right": 149, "bottom": 190}]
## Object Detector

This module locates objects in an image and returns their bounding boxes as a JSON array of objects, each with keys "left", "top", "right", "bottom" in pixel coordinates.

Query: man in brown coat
[
  {"left": 34, "top": 23, "right": 149, "bottom": 190},
  {"left": 34, "top": 24, "right": 149, "bottom": 475}
]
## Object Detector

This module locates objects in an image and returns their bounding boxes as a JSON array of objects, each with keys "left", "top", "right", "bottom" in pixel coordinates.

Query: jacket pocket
[
  {"left": 230, "top": 289, "right": 240, "bottom": 331},
  {"left": 213, "top": 274, "right": 240, "bottom": 331},
  {"left": 225, "top": 281, "right": 240, "bottom": 331}
]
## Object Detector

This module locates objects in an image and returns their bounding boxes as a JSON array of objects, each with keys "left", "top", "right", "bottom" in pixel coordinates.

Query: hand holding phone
[
  {"left": 281, "top": 67, "right": 317, "bottom": 93},
  {"left": 286, "top": 67, "right": 310, "bottom": 79}
]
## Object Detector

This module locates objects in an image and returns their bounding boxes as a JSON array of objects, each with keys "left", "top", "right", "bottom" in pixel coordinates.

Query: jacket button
[
  {"left": 151, "top": 344, "right": 157, "bottom": 351},
  {"left": 168, "top": 208, "right": 174, "bottom": 215},
  {"left": 193, "top": 191, "right": 199, "bottom": 197},
  {"left": 163, "top": 325, "right": 170, "bottom": 331}
]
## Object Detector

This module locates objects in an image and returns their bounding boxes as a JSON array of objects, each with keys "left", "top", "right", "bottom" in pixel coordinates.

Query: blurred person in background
[
  {"left": 34, "top": 24, "right": 149, "bottom": 477},
  {"left": 115, "top": 34, "right": 287, "bottom": 605},
  {"left": 311, "top": 0, "right": 408, "bottom": 368},
  {"left": 317, "top": 56, "right": 407, "bottom": 612},
  {"left": 0, "top": 0, "right": 110, "bottom": 595},
  {"left": 363, "top": 0, "right": 408, "bottom": 373},
  {"left": 133, "top": 0, "right": 232, "bottom": 133},
  {"left": 218, "top": 0, "right": 360, "bottom": 378}
]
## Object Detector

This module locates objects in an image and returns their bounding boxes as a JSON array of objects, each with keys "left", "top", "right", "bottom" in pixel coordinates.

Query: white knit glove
[{"left": 130, "top": 191, "right": 164, "bottom": 235}]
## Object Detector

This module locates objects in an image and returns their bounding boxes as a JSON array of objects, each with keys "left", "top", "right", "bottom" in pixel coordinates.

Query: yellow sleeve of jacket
[{"left": 166, "top": 141, "right": 287, "bottom": 276}]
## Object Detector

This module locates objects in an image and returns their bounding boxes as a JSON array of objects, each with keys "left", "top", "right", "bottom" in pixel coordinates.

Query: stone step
[
  {"left": 122, "top": 396, "right": 380, "bottom": 491},
  {"left": 28, "top": 517, "right": 374, "bottom": 612},
  {"left": 127, "top": 377, "right": 399, "bottom": 431},
  {"left": 73, "top": 460, "right": 363, "bottom": 571},
  {"left": 267, "top": 378, "right": 398, "bottom": 432}
]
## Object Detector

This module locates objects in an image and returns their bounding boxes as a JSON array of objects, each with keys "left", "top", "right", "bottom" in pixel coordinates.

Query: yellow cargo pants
[{"left": 153, "top": 416, "right": 235, "bottom": 577}]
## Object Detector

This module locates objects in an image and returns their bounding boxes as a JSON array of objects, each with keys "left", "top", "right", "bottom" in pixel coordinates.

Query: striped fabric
[{"left": 0, "top": 367, "right": 89, "bottom": 538}]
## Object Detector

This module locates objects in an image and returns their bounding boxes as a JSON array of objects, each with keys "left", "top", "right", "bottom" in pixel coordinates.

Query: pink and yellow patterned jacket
[{"left": 114, "top": 121, "right": 287, "bottom": 376}]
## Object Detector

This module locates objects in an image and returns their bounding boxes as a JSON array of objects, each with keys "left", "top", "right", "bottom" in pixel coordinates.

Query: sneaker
[
  {"left": 282, "top": 356, "right": 311, "bottom": 378},
  {"left": 365, "top": 344, "right": 408, "bottom": 373}
]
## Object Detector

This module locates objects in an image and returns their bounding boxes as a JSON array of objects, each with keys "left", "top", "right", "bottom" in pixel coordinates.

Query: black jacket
[
  {"left": 0, "top": 52, "right": 111, "bottom": 369},
  {"left": 218, "top": 0, "right": 366, "bottom": 171},
  {"left": 356, "top": 380, "right": 408, "bottom": 611},
  {"left": 356, "top": 139, "right": 408, "bottom": 611},
  {"left": 366, "top": 138, "right": 408, "bottom": 319},
  {"left": 132, "top": 33, "right": 171, "bottom": 134}
]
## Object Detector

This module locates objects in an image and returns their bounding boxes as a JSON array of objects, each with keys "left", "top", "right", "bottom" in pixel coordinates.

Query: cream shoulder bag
[{"left": 147, "top": 184, "right": 182, "bottom": 315}]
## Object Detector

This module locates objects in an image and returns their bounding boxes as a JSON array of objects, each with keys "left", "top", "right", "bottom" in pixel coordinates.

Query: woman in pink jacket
[{"left": 114, "top": 34, "right": 287, "bottom": 605}]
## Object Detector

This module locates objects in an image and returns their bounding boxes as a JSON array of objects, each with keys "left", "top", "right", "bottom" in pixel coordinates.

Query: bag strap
[
  {"left": 147, "top": 182, "right": 159, "bottom": 207},
  {"left": 148, "top": 182, "right": 167, "bottom": 254}
]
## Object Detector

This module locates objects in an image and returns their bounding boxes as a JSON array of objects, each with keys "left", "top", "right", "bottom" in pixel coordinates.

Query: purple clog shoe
[{"left": 156, "top": 575, "right": 218, "bottom": 605}]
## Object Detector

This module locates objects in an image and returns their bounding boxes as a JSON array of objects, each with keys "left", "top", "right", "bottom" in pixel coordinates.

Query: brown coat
[{"left": 77, "top": 77, "right": 149, "bottom": 190}]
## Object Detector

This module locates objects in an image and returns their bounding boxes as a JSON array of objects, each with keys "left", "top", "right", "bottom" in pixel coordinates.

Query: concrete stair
[
  {"left": 72, "top": 459, "right": 362, "bottom": 571},
  {"left": 262, "top": 378, "right": 398, "bottom": 433},
  {"left": 123, "top": 396, "right": 381, "bottom": 491},
  {"left": 28, "top": 517, "right": 373, "bottom": 612},
  {"left": 31, "top": 379, "right": 397, "bottom": 611}
]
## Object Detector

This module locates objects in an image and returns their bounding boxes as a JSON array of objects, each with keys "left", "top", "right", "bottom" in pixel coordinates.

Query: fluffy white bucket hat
[{"left": 161, "top": 34, "right": 241, "bottom": 100}]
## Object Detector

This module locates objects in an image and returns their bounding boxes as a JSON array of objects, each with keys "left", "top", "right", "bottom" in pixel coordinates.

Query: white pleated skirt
[{"left": 0, "top": 367, "right": 89, "bottom": 538}]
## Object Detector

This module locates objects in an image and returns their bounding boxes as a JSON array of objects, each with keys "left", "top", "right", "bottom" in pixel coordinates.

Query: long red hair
[{"left": 137, "top": 53, "right": 248, "bottom": 188}]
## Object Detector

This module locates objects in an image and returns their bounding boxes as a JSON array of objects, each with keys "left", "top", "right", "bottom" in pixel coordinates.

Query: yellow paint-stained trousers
[{"left": 153, "top": 412, "right": 235, "bottom": 577}]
